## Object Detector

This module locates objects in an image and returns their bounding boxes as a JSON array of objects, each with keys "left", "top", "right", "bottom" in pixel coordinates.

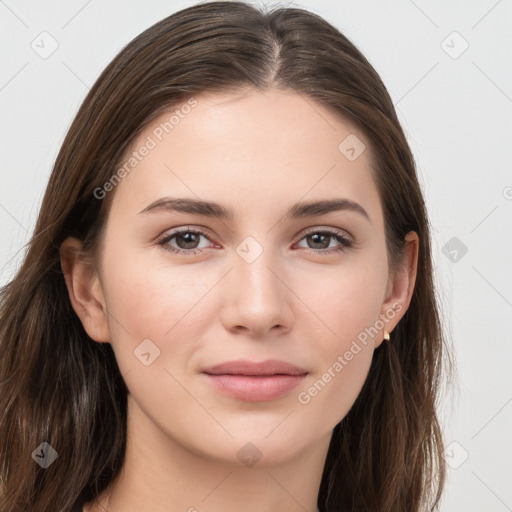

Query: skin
[{"left": 61, "top": 88, "right": 418, "bottom": 512}]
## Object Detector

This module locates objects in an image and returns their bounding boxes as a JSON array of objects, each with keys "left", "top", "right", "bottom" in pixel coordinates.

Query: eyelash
[{"left": 157, "top": 227, "right": 353, "bottom": 256}]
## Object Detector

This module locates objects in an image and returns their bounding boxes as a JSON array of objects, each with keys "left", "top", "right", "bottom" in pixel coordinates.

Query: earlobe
[
  {"left": 60, "top": 237, "right": 110, "bottom": 342},
  {"left": 377, "top": 231, "right": 419, "bottom": 346}
]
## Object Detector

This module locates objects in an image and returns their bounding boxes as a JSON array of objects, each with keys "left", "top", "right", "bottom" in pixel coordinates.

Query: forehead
[{"left": 110, "top": 88, "right": 381, "bottom": 224}]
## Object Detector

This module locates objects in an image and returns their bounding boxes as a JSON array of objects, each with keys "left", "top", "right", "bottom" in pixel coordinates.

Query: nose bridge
[
  {"left": 234, "top": 235, "right": 284, "bottom": 306},
  {"left": 219, "top": 234, "right": 292, "bottom": 335}
]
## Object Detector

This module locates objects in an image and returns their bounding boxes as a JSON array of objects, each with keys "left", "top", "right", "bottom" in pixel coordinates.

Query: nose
[{"left": 219, "top": 249, "right": 293, "bottom": 338}]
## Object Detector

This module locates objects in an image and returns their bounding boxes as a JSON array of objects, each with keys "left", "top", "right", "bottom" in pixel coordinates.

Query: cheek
[
  {"left": 291, "top": 259, "right": 386, "bottom": 426},
  {"left": 103, "top": 240, "right": 213, "bottom": 326},
  {"left": 297, "top": 341, "right": 374, "bottom": 432},
  {"left": 99, "top": 246, "right": 209, "bottom": 369},
  {"left": 293, "top": 254, "right": 388, "bottom": 346},
  {"left": 295, "top": 303, "right": 378, "bottom": 432}
]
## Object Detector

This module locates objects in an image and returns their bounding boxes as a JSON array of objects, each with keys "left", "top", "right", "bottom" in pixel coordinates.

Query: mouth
[{"left": 201, "top": 359, "right": 308, "bottom": 402}]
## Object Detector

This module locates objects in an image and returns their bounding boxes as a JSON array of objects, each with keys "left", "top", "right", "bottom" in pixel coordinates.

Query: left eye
[
  {"left": 295, "top": 230, "right": 352, "bottom": 252},
  {"left": 157, "top": 228, "right": 352, "bottom": 255}
]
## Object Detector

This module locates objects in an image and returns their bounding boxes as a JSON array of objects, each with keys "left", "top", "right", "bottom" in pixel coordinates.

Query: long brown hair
[{"left": 0, "top": 2, "right": 451, "bottom": 510}]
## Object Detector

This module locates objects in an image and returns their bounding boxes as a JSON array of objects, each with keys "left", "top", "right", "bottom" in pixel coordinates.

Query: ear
[
  {"left": 60, "top": 237, "right": 110, "bottom": 342},
  {"left": 375, "top": 231, "right": 419, "bottom": 348}
]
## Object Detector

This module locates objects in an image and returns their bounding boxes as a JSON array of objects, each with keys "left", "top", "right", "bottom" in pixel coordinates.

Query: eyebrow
[{"left": 139, "top": 197, "right": 370, "bottom": 222}]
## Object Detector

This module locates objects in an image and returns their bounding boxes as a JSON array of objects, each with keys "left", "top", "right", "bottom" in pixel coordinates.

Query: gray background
[{"left": 1, "top": 1, "right": 511, "bottom": 510}]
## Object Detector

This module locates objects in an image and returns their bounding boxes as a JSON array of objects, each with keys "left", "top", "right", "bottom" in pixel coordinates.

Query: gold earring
[{"left": 383, "top": 330, "right": 390, "bottom": 341}]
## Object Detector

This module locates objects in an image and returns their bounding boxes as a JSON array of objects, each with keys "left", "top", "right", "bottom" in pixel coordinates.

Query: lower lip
[{"left": 202, "top": 373, "right": 308, "bottom": 402}]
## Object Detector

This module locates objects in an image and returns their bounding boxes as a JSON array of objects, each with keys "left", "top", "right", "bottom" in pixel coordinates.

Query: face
[{"left": 74, "top": 88, "right": 409, "bottom": 467}]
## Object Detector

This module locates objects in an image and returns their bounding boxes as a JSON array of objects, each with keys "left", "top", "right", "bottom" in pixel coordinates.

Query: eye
[
  {"left": 294, "top": 228, "right": 353, "bottom": 254},
  {"left": 157, "top": 227, "right": 216, "bottom": 255}
]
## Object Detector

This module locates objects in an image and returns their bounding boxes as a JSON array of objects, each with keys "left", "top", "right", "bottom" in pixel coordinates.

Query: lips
[
  {"left": 202, "top": 358, "right": 308, "bottom": 376},
  {"left": 201, "top": 359, "right": 309, "bottom": 402}
]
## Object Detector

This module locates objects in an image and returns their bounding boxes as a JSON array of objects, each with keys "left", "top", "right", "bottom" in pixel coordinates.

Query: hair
[{"left": 0, "top": 2, "right": 451, "bottom": 511}]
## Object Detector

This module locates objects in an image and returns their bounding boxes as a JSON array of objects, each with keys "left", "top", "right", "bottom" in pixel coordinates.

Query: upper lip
[{"left": 202, "top": 359, "right": 308, "bottom": 376}]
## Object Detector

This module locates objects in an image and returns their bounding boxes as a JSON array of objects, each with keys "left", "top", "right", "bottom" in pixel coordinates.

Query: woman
[{"left": 0, "top": 2, "right": 450, "bottom": 511}]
